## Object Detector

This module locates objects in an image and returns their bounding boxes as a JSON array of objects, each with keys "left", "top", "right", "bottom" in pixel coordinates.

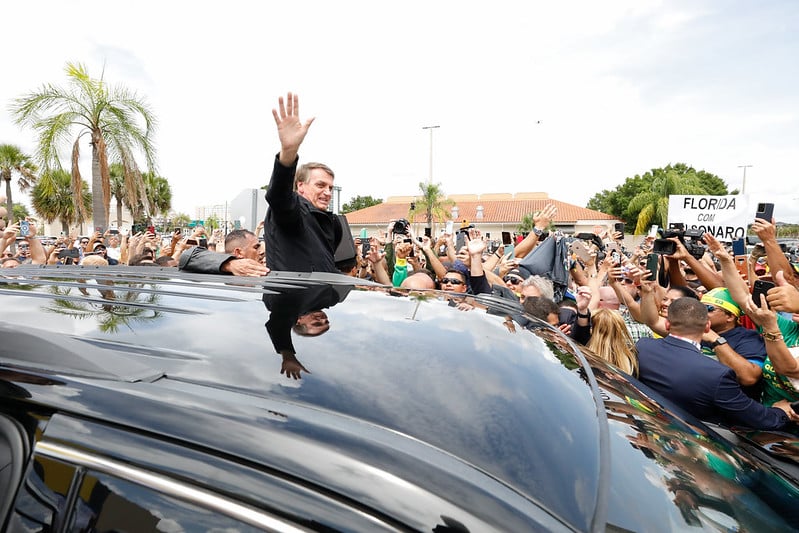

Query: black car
[{"left": 2, "top": 265, "right": 799, "bottom": 531}]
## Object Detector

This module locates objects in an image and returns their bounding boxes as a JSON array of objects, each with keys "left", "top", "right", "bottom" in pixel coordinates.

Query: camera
[
  {"left": 392, "top": 219, "right": 409, "bottom": 235},
  {"left": 657, "top": 224, "right": 706, "bottom": 259}
]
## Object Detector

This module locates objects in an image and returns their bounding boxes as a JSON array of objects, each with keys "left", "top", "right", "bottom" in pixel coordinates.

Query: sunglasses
[
  {"left": 622, "top": 278, "right": 635, "bottom": 284},
  {"left": 503, "top": 276, "right": 523, "bottom": 284},
  {"left": 706, "top": 305, "right": 719, "bottom": 313},
  {"left": 440, "top": 278, "right": 465, "bottom": 286}
]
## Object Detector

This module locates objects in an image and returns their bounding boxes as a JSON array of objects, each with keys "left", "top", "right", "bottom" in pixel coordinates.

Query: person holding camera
[{"left": 263, "top": 92, "right": 354, "bottom": 273}]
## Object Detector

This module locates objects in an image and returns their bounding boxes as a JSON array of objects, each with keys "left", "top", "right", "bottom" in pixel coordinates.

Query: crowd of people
[{"left": 5, "top": 91, "right": 799, "bottom": 434}]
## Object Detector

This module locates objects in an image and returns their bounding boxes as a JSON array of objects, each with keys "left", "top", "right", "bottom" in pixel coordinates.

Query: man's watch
[
  {"left": 709, "top": 337, "right": 728, "bottom": 349},
  {"left": 532, "top": 227, "right": 544, "bottom": 237}
]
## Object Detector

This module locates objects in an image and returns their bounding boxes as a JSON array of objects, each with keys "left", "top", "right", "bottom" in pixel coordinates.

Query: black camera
[
  {"left": 657, "top": 225, "right": 706, "bottom": 259},
  {"left": 392, "top": 219, "right": 409, "bottom": 235}
]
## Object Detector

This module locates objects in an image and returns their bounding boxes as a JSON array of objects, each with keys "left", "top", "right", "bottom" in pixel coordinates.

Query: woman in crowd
[{"left": 586, "top": 308, "right": 639, "bottom": 376}]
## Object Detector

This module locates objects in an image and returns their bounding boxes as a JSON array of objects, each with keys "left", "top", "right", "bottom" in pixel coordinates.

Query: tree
[
  {"left": 31, "top": 169, "right": 91, "bottom": 232},
  {"left": 205, "top": 214, "right": 220, "bottom": 230},
  {"left": 142, "top": 172, "right": 172, "bottom": 218},
  {"left": 0, "top": 144, "right": 38, "bottom": 225},
  {"left": 11, "top": 62, "right": 157, "bottom": 230},
  {"left": 586, "top": 163, "right": 733, "bottom": 233},
  {"left": 109, "top": 163, "right": 130, "bottom": 229},
  {"left": 13, "top": 203, "right": 31, "bottom": 223},
  {"left": 341, "top": 195, "right": 383, "bottom": 214},
  {"left": 407, "top": 182, "right": 454, "bottom": 234},
  {"left": 171, "top": 213, "right": 191, "bottom": 230}
]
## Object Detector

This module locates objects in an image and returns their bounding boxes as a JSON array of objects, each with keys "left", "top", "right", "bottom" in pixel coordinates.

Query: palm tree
[
  {"left": 109, "top": 162, "right": 129, "bottom": 229},
  {"left": 0, "top": 144, "right": 38, "bottom": 225},
  {"left": 171, "top": 213, "right": 191, "bottom": 230},
  {"left": 627, "top": 167, "right": 707, "bottom": 234},
  {"left": 31, "top": 169, "right": 91, "bottom": 232},
  {"left": 11, "top": 62, "right": 157, "bottom": 230},
  {"left": 142, "top": 172, "right": 172, "bottom": 218},
  {"left": 408, "top": 182, "right": 454, "bottom": 235}
]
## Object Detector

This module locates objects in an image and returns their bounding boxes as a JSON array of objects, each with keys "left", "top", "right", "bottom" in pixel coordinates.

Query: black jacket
[
  {"left": 264, "top": 155, "right": 341, "bottom": 273},
  {"left": 178, "top": 247, "right": 235, "bottom": 273}
]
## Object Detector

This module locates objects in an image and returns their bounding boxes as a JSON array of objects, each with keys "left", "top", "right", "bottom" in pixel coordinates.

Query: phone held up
[
  {"left": 645, "top": 253, "right": 660, "bottom": 278},
  {"left": 19, "top": 220, "right": 31, "bottom": 237},
  {"left": 755, "top": 203, "right": 774, "bottom": 222},
  {"left": 732, "top": 238, "right": 746, "bottom": 257},
  {"left": 751, "top": 280, "right": 776, "bottom": 308}
]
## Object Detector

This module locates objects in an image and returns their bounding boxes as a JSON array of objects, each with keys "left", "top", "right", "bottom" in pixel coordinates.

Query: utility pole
[
  {"left": 422, "top": 125, "right": 440, "bottom": 185},
  {"left": 738, "top": 165, "right": 752, "bottom": 194}
]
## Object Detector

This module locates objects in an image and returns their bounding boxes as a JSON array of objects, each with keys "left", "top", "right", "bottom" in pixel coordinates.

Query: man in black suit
[{"left": 636, "top": 297, "right": 798, "bottom": 430}]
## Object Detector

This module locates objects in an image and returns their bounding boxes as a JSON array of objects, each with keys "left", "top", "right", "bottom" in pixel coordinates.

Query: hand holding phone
[
  {"left": 755, "top": 203, "right": 774, "bottom": 222},
  {"left": 19, "top": 220, "right": 31, "bottom": 237},
  {"left": 751, "top": 280, "right": 776, "bottom": 308}
]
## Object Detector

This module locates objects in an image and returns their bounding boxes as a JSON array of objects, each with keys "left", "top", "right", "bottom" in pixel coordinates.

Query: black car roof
[{"left": 4, "top": 265, "right": 799, "bottom": 531}]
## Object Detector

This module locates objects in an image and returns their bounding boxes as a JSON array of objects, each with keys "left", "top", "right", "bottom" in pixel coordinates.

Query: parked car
[{"left": 1, "top": 265, "right": 799, "bottom": 531}]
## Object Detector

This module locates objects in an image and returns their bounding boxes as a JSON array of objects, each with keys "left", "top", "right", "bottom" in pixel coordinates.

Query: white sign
[{"left": 668, "top": 195, "right": 750, "bottom": 241}]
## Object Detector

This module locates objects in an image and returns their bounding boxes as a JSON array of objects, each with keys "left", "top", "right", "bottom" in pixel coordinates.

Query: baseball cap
[{"left": 701, "top": 287, "right": 742, "bottom": 317}]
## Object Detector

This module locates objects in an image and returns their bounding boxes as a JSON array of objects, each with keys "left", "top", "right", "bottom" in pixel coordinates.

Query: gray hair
[{"left": 521, "top": 275, "right": 554, "bottom": 300}]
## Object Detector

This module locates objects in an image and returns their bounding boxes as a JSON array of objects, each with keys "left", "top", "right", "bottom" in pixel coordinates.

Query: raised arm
[
  {"left": 273, "top": 92, "right": 315, "bottom": 167},
  {"left": 514, "top": 204, "right": 557, "bottom": 259},
  {"left": 753, "top": 217, "right": 797, "bottom": 287}
]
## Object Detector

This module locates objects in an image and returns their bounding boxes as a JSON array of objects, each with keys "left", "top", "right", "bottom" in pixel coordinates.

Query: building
[{"left": 343, "top": 192, "right": 620, "bottom": 240}]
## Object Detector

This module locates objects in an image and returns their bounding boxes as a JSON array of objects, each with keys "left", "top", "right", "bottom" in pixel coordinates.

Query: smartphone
[
  {"left": 614, "top": 222, "right": 625, "bottom": 238},
  {"left": 361, "top": 239, "right": 370, "bottom": 257},
  {"left": 186, "top": 239, "right": 198, "bottom": 246},
  {"left": 403, "top": 238, "right": 415, "bottom": 257},
  {"left": 147, "top": 225, "right": 156, "bottom": 234},
  {"left": 652, "top": 239, "right": 676, "bottom": 255},
  {"left": 755, "top": 203, "right": 774, "bottom": 222},
  {"left": 732, "top": 238, "right": 746, "bottom": 256},
  {"left": 570, "top": 240, "right": 592, "bottom": 263},
  {"left": 198, "top": 237, "right": 208, "bottom": 249},
  {"left": 19, "top": 220, "right": 31, "bottom": 237},
  {"left": 445, "top": 221, "right": 454, "bottom": 235},
  {"left": 109, "top": 228, "right": 120, "bottom": 235},
  {"left": 645, "top": 253, "right": 660, "bottom": 277},
  {"left": 424, "top": 227, "right": 432, "bottom": 238},
  {"left": 751, "top": 280, "right": 776, "bottom": 308},
  {"left": 735, "top": 256, "right": 748, "bottom": 279},
  {"left": 502, "top": 231, "right": 512, "bottom": 245},
  {"left": 648, "top": 225, "right": 659, "bottom": 238}
]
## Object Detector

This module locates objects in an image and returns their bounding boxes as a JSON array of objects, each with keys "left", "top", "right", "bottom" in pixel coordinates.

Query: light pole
[
  {"left": 422, "top": 125, "right": 440, "bottom": 185},
  {"left": 738, "top": 165, "right": 752, "bottom": 194}
]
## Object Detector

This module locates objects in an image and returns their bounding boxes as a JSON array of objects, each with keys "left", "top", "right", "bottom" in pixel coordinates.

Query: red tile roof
[{"left": 343, "top": 194, "right": 617, "bottom": 225}]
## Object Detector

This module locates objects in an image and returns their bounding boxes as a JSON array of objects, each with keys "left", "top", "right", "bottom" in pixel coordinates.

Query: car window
[{"left": 68, "top": 471, "right": 263, "bottom": 532}]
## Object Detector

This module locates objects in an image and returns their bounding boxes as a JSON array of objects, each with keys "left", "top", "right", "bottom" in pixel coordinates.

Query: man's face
[
  {"left": 598, "top": 287, "right": 620, "bottom": 310},
  {"left": 1, "top": 258, "right": 20, "bottom": 268},
  {"left": 706, "top": 305, "right": 734, "bottom": 331},
  {"left": 17, "top": 243, "right": 30, "bottom": 257},
  {"left": 440, "top": 273, "right": 468, "bottom": 293},
  {"left": 94, "top": 246, "right": 108, "bottom": 258},
  {"left": 660, "top": 289, "right": 682, "bottom": 317},
  {"left": 295, "top": 310, "right": 330, "bottom": 336},
  {"left": 520, "top": 284, "right": 541, "bottom": 302},
  {"left": 297, "top": 168, "right": 334, "bottom": 211},
  {"left": 79, "top": 238, "right": 89, "bottom": 249},
  {"left": 620, "top": 278, "right": 638, "bottom": 299},
  {"left": 236, "top": 234, "right": 261, "bottom": 261},
  {"left": 108, "top": 235, "right": 120, "bottom": 246}
]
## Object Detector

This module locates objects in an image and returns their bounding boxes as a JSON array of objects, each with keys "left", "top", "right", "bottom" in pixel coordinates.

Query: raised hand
[{"left": 273, "top": 92, "right": 316, "bottom": 164}]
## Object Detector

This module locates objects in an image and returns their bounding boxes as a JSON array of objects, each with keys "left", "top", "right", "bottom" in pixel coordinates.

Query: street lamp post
[
  {"left": 422, "top": 125, "right": 440, "bottom": 186},
  {"left": 738, "top": 164, "right": 752, "bottom": 194}
]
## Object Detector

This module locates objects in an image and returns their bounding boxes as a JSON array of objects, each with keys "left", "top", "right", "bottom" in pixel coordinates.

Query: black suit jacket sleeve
[
  {"left": 715, "top": 369, "right": 789, "bottom": 430},
  {"left": 178, "top": 247, "right": 236, "bottom": 274}
]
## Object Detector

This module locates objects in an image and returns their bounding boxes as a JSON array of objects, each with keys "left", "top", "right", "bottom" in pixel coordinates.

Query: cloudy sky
[{"left": 2, "top": 0, "right": 798, "bottom": 223}]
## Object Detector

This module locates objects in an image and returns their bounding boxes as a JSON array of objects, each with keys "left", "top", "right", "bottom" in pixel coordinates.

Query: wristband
[
  {"left": 577, "top": 310, "right": 590, "bottom": 319},
  {"left": 395, "top": 258, "right": 408, "bottom": 267},
  {"left": 763, "top": 331, "right": 784, "bottom": 342}
]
